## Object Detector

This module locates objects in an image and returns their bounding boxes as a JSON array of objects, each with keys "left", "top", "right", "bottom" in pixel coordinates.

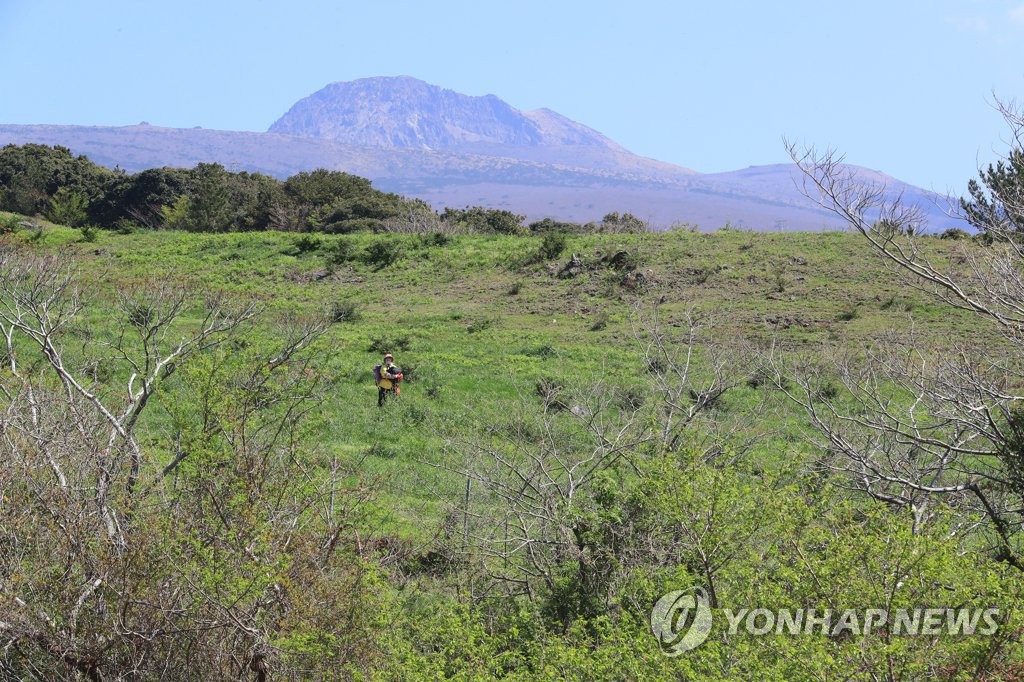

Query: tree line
[{"left": 0, "top": 143, "right": 651, "bottom": 235}]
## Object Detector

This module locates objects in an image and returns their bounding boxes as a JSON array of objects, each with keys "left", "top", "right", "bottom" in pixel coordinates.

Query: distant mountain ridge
[
  {"left": 270, "top": 76, "right": 630, "bottom": 152},
  {"left": 0, "top": 77, "right": 958, "bottom": 230}
]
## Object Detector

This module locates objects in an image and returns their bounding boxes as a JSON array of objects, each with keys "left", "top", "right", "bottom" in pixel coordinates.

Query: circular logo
[{"left": 650, "top": 587, "right": 713, "bottom": 656}]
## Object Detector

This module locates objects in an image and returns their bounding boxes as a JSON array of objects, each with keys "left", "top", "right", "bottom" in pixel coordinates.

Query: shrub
[
  {"left": 523, "top": 344, "right": 557, "bottom": 358},
  {"left": 291, "top": 234, "right": 322, "bottom": 255},
  {"left": 362, "top": 240, "right": 398, "bottom": 269},
  {"left": 593, "top": 212, "right": 648, "bottom": 234},
  {"left": 79, "top": 225, "right": 99, "bottom": 243},
  {"left": 113, "top": 218, "right": 139, "bottom": 234},
  {"left": 440, "top": 206, "right": 525, "bottom": 235},
  {"left": 46, "top": 187, "right": 89, "bottom": 227},
  {"left": 589, "top": 311, "right": 610, "bottom": 331},
  {"left": 466, "top": 318, "right": 493, "bottom": 334},
  {"left": 0, "top": 214, "right": 20, "bottom": 234},
  {"left": 535, "top": 376, "right": 567, "bottom": 410},
  {"left": 602, "top": 249, "right": 641, "bottom": 271},
  {"left": 615, "top": 385, "right": 646, "bottom": 410},
  {"left": 324, "top": 217, "right": 382, "bottom": 233},
  {"left": 368, "top": 334, "right": 411, "bottom": 354},
  {"left": 538, "top": 233, "right": 568, "bottom": 260},
  {"left": 528, "top": 217, "right": 582, "bottom": 234},
  {"left": 325, "top": 239, "right": 356, "bottom": 267},
  {"left": 418, "top": 232, "right": 450, "bottom": 248},
  {"left": 330, "top": 301, "right": 359, "bottom": 323},
  {"left": 940, "top": 227, "right": 971, "bottom": 240}
]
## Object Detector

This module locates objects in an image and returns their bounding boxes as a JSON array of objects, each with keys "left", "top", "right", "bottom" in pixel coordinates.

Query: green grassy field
[{"left": 2, "top": 222, "right": 982, "bottom": 526}]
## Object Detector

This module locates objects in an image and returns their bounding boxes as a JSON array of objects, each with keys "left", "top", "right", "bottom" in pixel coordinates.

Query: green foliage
[
  {"left": 160, "top": 194, "right": 191, "bottom": 230},
  {"left": 289, "top": 233, "right": 322, "bottom": 255},
  {"left": 591, "top": 211, "right": 648, "bottom": 233},
  {"left": 537, "top": 232, "right": 568, "bottom": 260},
  {"left": 330, "top": 300, "right": 360, "bottom": 323},
  {"left": 325, "top": 238, "right": 356, "bottom": 267},
  {"left": 362, "top": 239, "right": 398, "bottom": 269},
  {"left": 0, "top": 213, "right": 21, "bottom": 233},
  {"left": 442, "top": 206, "right": 526, "bottom": 234},
  {"left": 368, "top": 333, "right": 411, "bottom": 354},
  {"left": 284, "top": 168, "right": 418, "bottom": 233},
  {"left": 78, "top": 224, "right": 99, "bottom": 243},
  {"left": 0, "top": 143, "right": 113, "bottom": 216},
  {"left": 961, "top": 148, "right": 1024, "bottom": 239},
  {"left": 940, "top": 226, "right": 972, "bottom": 240},
  {"left": 46, "top": 186, "right": 90, "bottom": 227},
  {"left": 418, "top": 231, "right": 450, "bottom": 247},
  {"left": 110, "top": 165, "right": 192, "bottom": 228},
  {"left": 182, "top": 162, "right": 232, "bottom": 232},
  {"left": 529, "top": 217, "right": 583, "bottom": 234}
]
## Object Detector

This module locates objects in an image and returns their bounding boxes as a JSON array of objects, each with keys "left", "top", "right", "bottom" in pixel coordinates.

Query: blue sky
[{"left": 1, "top": 0, "right": 1022, "bottom": 192}]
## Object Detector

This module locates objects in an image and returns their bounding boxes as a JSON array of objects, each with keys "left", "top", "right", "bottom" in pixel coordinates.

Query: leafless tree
[
  {"left": 0, "top": 247, "right": 379, "bottom": 679},
  {"left": 430, "top": 375, "right": 651, "bottom": 618},
  {"left": 426, "top": 305, "right": 764, "bottom": 621},
  {"left": 633, "top": 305, "right": 768, "bottom": 462},
  {"left": 781, "top": 101, "right": 1024, "bottom": 567}
]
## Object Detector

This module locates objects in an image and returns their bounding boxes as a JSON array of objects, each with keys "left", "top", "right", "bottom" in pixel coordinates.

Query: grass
[{"left": 0, "top": 220, "right": 992, "bottom": 538}]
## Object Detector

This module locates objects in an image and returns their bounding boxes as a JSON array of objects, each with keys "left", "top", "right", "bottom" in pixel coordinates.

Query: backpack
[{"left": 373, "top": 364, "right": 382, "bottom": 386}]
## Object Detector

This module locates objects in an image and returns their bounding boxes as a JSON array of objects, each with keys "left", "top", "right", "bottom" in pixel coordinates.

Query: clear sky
[{"left": 1, "top": 0, "right": 1021, "bottom": 193}]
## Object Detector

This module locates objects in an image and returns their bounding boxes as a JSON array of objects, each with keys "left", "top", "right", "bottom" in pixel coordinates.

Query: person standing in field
[{"left": 374, "top": 353, "right": 402, "bottom": 407}]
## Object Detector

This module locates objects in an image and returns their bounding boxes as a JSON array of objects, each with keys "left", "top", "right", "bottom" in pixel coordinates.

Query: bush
[
  {"left": 368, "top": 334, "right": 411, "bottom": 354},
  {"left": 330, "top": 301, "right": 359, "bottom": 323},
  {"left": 940, "top": 227, "right": 971, "bottom": 240},
  {"left": 325, "top": 239, "right": 356, "bottom": 267},
  {"left": 0, "top": 214, "right": 20, "bottom": 234},
  {"left": 440, "top": 206, "right": 525, "bottom": 235},
  {"left": 466, "top": 318, "right": 493, "bottom": 334},
  {"left": 538, "top": 233, "right": 568, "bottom": 260},
  {"left": 602, "top": 249, "right": 641, "bottom": 271},
  {"left": 523, "top": 344, "right": 557, "bottom": 358},
  {"left": 362, "top": 240, "right": 398, "bottom": 269},
  {"left": 79, "top": 225, "right": 99, "bottom": 243},
  {"left": 113, "top": 218, "right": 139, "bottom": 234},
  {"left": 291, "top": 234, "right": 322, "bottom": 255},
  {"left": 324, "top": 217, "right": 382, "bottom": 233},
  {"left": 535, "top": 376, "right": 567, "bottom": 409},
  {"left": 418, "top": 232, "right": 450, "bottom": 248},
  {"left": 592, "top": 212, "right": 648, "bottom": 234},
  {"left": 47, "top": 187, "right": 89, "bottom": 227},
  {"left": 589, "top": 311, "right": 610, "bottom": 331},
  {"left": 528, "top": 217, "right": 582, "bottom": 234}
]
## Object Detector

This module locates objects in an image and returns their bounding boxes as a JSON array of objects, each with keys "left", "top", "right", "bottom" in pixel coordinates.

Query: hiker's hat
[{"left": 383, "top": 353, "right": 394, "bottom": 360}]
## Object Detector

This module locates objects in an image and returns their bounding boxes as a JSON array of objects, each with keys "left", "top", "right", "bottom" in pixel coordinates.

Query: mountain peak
[{"left": 268, "top": 76, "right": 619, "bottom": 152}]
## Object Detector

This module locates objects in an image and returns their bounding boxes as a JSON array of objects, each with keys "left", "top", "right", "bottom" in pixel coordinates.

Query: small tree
[{"left": 46, "top": 187, "right": 90, "bottom": 227}]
